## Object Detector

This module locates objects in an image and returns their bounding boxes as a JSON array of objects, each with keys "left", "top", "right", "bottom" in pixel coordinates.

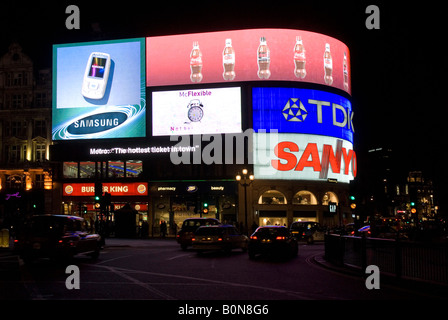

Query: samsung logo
[{"left": 67, "top": 112, "right": 127, "bottom": 134}]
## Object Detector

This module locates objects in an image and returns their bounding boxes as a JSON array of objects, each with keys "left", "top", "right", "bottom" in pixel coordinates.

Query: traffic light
[
  {"left": 203, "top": 202, "right": 208, "bottom": 214},
  {"left": 94, "top": 182, "right": 102, "bottom": 209},
  {"left": 410, "top": 201, "right": 417, "bottom": 214},
  {"left": 349, "top": 195, "right": 357, "bottom": 210}
]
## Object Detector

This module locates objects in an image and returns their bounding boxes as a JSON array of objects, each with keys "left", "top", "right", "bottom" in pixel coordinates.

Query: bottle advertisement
[
  {"left": 146, "top": 28, "right": 351, "bottom": 94},
  {"left": 52, "top": 38, "right": 146, "bottom": 140}
]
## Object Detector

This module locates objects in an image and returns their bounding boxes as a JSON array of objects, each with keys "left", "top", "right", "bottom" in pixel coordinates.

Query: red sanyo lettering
[{"left": 271, "top": 141, "right": 357, "bottom": 177}]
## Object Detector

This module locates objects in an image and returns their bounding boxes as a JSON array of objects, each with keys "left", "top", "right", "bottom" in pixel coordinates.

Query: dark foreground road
[{"left": 2, "top": 238, "right": 447, "bottom": 302}]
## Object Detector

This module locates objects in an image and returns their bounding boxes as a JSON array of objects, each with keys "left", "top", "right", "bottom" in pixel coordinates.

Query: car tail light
[
  {"left": 14, "top": 239, "right": 19, "bottom": 243},
  {"left": 191, "top": 238, "right": 196, "bottom": 242},
  {"left": 250, "top": 236, "right": 257, "bottom": 240},
  {"left": 276, "top": 236, "right": 286, "bottom": 240},
  {"left": 59, "top": 240, "right": 63, "bottom": 243},
  {"left": 218, "top": 238, "right": 223, "bottom": 241}
]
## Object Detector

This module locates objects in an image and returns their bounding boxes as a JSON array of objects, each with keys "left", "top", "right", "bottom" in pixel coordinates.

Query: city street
[{"left": 1, "top": 238, "right": 446, "bottom": 302}]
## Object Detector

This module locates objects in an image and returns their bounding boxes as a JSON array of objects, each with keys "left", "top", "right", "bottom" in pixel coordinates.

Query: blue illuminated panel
[{"left": 252, "top": 87, "right": 353, "bottom": 143}]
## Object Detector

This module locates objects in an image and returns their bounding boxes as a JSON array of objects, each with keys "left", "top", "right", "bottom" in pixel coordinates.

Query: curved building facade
[{"left": 51, "top": 28, "right": 356, "bottom": 236}]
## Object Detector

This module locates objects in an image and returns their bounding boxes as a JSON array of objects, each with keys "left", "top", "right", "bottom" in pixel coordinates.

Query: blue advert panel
[
  {"left": 252, "top": 87, "right": 353, "bottom": 143},
  {"left": 52, "top": 38, "right": 146, "bottom": 140}
]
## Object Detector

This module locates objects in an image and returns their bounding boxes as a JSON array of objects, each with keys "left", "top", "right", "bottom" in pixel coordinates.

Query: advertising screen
[
  {"left": 254, "top": 133, "right": 356, "bottom": 183},
  {"left": 253, "top": 87, "right": 354, "bottom": 143},
  {"left": 152, "top": 87, "right": 242, "bottom": 136},
  {"left": 147, "top": 28, "right": 351, "bottom": 94},
  {"left": 52, "top": 38, "right": 146, "bottom": 140}
]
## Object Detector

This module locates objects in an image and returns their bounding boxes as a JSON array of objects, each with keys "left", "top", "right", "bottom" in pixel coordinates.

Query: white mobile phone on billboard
[{"left": 81, "top": 52, "right": 111, "bottom": 99}]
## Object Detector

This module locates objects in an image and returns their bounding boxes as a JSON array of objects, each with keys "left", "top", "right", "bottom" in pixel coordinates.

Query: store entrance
[
  {"left": 258, "top": 210, "right": 287, "bottom": 227},
  {"left": 152, "top": 193, "right": 237, "bottom": 237}
]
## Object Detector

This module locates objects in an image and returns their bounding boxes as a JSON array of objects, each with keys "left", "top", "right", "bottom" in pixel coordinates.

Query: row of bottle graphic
[{"left": 190, "top": 36, "right": 349, "bottom": 90}]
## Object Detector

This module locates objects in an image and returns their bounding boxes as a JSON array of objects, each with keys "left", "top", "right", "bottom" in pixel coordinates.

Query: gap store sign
[{"left": 253, "top": 87, "right": 354, "bottom": 143}]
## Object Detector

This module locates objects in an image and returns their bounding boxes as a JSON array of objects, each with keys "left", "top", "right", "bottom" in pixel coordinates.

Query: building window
[
  {"left": 35, "top": 143, "right": 46, "bottom": 161},
  {"left": 293, "top": 190, "right": 318, "bottom": 205},
  {"left": 126, "top": 160, "right": 143, "bottom": 177},
  {"left": 33, "top": 120, "right": 46, "bottom": 137},
  {"left": 6, "top": 175, "right": 24, "bottom": 189},
  {"left": 63, "top": 162, "right": 79, "bottom": 178},
  {"left": 80, "top": 161, "right": 96, "bottom": 178},
  {"left": 322, "top": 192, "right": 338, "bottom": 205},
  {"left": 35, "top": 93, "right": 47, "bottom": 108},
  {"left": 12, "top": 94, "right": 23, "bottom": 108},
  {"left": 10, "top": 120, "right": 27, "bottom": 137},
  {"left": 108, "top": 161, "right": 124, "bottom": 178},
  {"left": 35, "top": 174, "right": 44, "bottom": 189},
  {"left": 258, "top": 190, "right": 287, "bottom": 205},
  {"left": 7, "top": 144, "right": 26, "bottom": 163}
]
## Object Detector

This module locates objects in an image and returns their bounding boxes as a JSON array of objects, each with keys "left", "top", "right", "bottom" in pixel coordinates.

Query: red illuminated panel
[
  {"left": 146, "top": 28, "right": 351, "bottom": 94},
  {"left": 63, "top": 182, "right": 148, "bottom": 196}
]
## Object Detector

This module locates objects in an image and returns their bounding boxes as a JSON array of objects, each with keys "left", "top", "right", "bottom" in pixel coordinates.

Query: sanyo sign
[{"left": 254, "top": 133, "right": 356, "bottom": 183}]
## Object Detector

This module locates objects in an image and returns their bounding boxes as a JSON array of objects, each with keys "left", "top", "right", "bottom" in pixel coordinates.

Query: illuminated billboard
[
  {"left": 147, "top": 28, "right": 351, "bottom": 94},
  {"left": 52, "top": 38, "right": 146, "bottom": 140},
  {"left": 63, "top": 182, "right": 148, "bottom": 196},
  {"left": 254, "top": 133, "right": 356, "bottom": 183},
  {"left": 152, "top": 87, "right": 242, "bottom": 136},
  {"left": 253, "top": 87, "right": 354, "bottom": 143}
]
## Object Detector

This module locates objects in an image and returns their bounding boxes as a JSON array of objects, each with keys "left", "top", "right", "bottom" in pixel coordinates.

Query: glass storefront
[
  {"left": 150, "top": 181, "right": 237, "bottom": 237},
  {"left": 258, "top": 210, "right": 287, "bottom": 227}
]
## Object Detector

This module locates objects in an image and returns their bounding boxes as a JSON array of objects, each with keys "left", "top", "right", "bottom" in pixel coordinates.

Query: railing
[{"left": 324, "top": 234, "right": 448, "bottom": 285}]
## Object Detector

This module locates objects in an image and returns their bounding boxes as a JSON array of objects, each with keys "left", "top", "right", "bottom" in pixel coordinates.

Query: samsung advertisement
[
  {"left": 52, "top": 38, "right": 146, "bottom": 140},
  {"left": 152, "top": 87, "right": 242, "bottom": 136},
  {"left": 253, "top": 87, "right": 354, "bottom": 143}
]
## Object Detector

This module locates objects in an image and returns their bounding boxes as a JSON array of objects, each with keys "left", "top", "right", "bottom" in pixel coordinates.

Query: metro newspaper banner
[
  {"left": 147, "top": 28, "right": 351, "bottom": 94},
  {"left": 254, "top": 133, "right": 356, "bottom": 183},
  {"left": 253, "top": 87, "right": 354, "bottom": 143},
  {"left": 63, "top": 182, "right": 148, "bottom": 196}
]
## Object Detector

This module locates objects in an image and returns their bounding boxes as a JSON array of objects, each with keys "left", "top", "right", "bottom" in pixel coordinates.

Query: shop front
[
  {"left": 61, "top": 182, "right": 149, "bottom": 237},
  {"left": 149, "top": 180, "right": 237, "bottom": 237}
]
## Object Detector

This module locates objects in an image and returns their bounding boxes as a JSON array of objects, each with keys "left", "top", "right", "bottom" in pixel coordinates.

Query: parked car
[
  {"left": 290, "top": 221, "right": 325, "bottom": 244},
  {"left": 248, "top": 226, "right": 298, "bottom": 259},
  {"left": 14, "top": 215, "right": 101, "bottom": 263},
  {"left": 192, "top": 225, "right": 248, "bottom": 254},
  {"left": 176, "top": 218, "right": 220, "bottom": 250}
]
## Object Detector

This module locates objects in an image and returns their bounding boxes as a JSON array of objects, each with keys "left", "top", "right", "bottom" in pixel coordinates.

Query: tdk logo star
[
  {"left": 253, "top": 87, "right": 354, "bottom": 143},
  {"left": 282, "top": 98, "right": 307, "bottom": 122}
]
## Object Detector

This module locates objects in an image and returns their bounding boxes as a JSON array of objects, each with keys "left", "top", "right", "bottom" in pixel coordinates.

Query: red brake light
[
  {"left": 191, "top": 238, "right": 196, "bottom": 242},
  {"left": 14, "top": 239, "right": 19, "bottom": 243},
  {"left": 276, "top": 236, "right": 286, "bottom": 240},
  {"left": 218, "top": 238, "right": 223, "bottom": 241},
  {"left": 250, "top": 236, "right": 257, "bottom": 240},
  {"left": 58, "top": 240, "right": 63, "bottom": 243}
]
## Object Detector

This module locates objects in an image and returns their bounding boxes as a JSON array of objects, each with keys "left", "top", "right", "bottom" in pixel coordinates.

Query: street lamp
[{"left": 236, "top": 169, "right": 254, "bottom": 234}]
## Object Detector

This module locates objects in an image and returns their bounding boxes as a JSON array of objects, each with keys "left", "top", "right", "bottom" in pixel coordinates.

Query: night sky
[{"left": 1, "top": 1, "right": 446, "bottom": 205}]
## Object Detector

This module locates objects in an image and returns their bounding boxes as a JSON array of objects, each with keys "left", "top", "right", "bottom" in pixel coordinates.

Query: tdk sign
[{"left": 253, "top": 88, "right": 354, "bottom": 143}]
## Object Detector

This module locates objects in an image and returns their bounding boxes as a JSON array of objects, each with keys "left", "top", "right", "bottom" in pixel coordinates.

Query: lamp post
[{"left": 236, "top": 169, "right": 254, "bottom": 235}]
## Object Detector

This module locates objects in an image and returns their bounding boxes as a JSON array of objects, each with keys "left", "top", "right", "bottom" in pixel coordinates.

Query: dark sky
[{"left": 1, "top": 1, "right": 446, "bottom": 197}]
